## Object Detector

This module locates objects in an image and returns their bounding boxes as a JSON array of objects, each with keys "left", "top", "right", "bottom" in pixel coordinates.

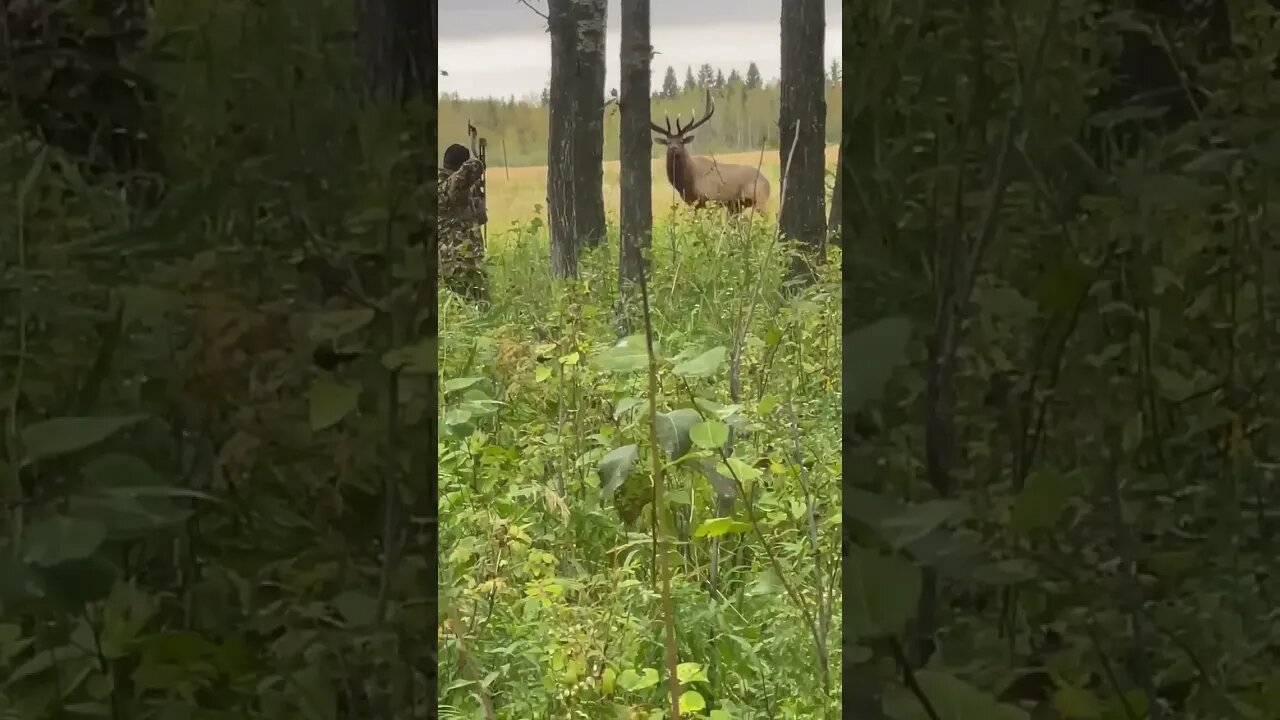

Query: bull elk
[{"left": 651, "top": 91, "right": 770, "bottom": 214}]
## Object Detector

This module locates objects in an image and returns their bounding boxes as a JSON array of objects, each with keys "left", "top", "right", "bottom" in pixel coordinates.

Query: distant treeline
[{"left": 439, "top": 72, "right": 842, "bottom": 168}]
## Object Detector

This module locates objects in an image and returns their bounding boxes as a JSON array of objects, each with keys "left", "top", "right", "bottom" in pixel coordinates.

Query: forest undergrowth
[{"left": 437, "top": 211, "right": 843, "bottom": 719}]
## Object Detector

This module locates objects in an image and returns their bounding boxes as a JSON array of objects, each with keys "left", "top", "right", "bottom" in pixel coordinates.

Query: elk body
[{"left": 651, "top": 92, "right": 770, "bottom": 214}]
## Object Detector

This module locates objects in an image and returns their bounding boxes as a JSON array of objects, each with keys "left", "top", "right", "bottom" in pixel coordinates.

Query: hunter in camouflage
[{"left": 437, "top": 144, "right": 488, "bottom": 303}]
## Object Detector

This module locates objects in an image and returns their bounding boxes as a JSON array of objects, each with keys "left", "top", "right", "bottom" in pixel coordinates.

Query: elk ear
[
  {"left": 685, "top": 134, "right": 695, "bottom": 142},
  {"left": 654, "top": 137, "right": 668, "bottom": 145}
]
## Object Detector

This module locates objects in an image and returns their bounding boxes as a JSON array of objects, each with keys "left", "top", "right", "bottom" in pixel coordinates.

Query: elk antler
[{"left": 651, "top": 90, "right": 714, "bottom": 139}]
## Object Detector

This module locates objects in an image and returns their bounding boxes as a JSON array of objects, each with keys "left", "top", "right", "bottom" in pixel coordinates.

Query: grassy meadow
[{"left": 481, "top": 145, "right": 841, "bottom": 231}]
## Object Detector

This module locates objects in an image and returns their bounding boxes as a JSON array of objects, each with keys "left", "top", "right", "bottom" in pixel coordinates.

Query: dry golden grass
[{"left": 482, "top": 145, "right": 840, "bottom": 231}]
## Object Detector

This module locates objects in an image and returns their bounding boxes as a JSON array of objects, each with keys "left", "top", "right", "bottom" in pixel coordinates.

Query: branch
[{"left": 515, "top": 0, "right": 549, "bottom": 22}]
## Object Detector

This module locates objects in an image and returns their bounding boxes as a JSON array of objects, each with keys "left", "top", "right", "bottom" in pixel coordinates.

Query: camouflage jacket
[{"left": 437, "top": 158, "right": 487, "bottom": 236}]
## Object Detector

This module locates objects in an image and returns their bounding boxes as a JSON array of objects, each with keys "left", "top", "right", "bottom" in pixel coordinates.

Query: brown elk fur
[{"left": 652, "top": 91, "right": 770, "bottom": 214}]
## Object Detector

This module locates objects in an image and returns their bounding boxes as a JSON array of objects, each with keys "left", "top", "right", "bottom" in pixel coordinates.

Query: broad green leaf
[
  {"left": 381, "top": 337, "right": 436, "bottom": 374},
  {"left": 880, "top": 500, "right": 967, "bottom": 548},
  {"left": 68, "top": 494, "right": 190, "bottom": 539},
  {"left": 613, "top": 397, "right": 642, "bottom": 420},
  {"left": 1012, "top": 471, "right": 1077, "bottom": 534},
  {"left": 534, "top": 365, "right": 552, "bottom": 382},
  {"left": 308, "top": 308, "right": 375, "bottom": 342},
  {"left": 693, "top": 517, "right": 751, "bottom": 538},
  {"left": 81, "top": 453, "right": 163, "bottom": 489},
  {"left": 443, "top": 377, "right": 483, "bottom": 393},
  {"left": 884, "top": 670, "right": 1029, "bottom": 720},
  {"left": 680, "top": 690, "right": 707, "bottom": 713},
  {"left": 618, "top": 667, "right": 660, "bottom": 691},
  {"left": 1035, "top": 261, "right": 1090, "bottom": 313},
  {"left": 23, "top": 516, "right": 107, "bottom": 566},
  {"left": 846, "top": 317, "right": 911, "bottom": 413},
  {"left": 20, "top": 415, "right": 146, "bottom": 465},
  {"left": 32, "top": 555, "right": 117, "bottom": 610},
  {"left": 656, "top": 408, "right": 701, "bottom": 459},
  {"left": 709, "top": 710, "right": 731, "bottom": 720},
  {"left": 598, "top": 444, "right": 639, "bottom": 504},
  {"left": 689, "top": 419, "right": 729, "bottom": 449},
  {"left": 846, "top": 546, "right": 921, "bottom": 640},
  {"left": 332, "top": 590, "right": 377, "bottom": 627},
  {"left": 309, "top": 378, "right": 360, "bottom": 431},
  {"left": 1053, "top": 685, "right": 1102, "bottom": 718},
  {"left": 559, "top": 351, "right": 580, "bottom": 366},
  {"left": 672, "top": 346, "right": 727, "bottom": 377},
  {"left": 676, "top": 662, "right": 708, "bottom": 683},
  {"left": 594, "top": 335, "right": 650, "bottom": 373}
]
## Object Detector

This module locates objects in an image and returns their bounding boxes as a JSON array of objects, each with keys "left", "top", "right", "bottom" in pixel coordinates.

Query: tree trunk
[
  {"left": 572, "top": 0, "right": 608, "bottom": 249},
  {"left": 778, "top": 0, "right": 827, "bottom": 282},
  {"left": 354, "top": 3, "right": 436, "bottom": 718},
  {"left": 547, "top": 0, "right": 579, "bottom": 278},
  {"left": 356, "top": 0, "right": 433, "bottom": 103},
  {"left": 618, "top": 0, "right": 651, "bottom": 287},
  {"left": 828, "top": 139, "right": 843, "bottom": 247},
  {"left": 547, "top": 0, "right": 608, "bottom": 277}
]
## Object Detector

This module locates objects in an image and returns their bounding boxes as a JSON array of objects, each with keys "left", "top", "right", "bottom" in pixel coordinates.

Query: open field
[{"left": 481, "top": 145, "right": 840, "bottom": 231}]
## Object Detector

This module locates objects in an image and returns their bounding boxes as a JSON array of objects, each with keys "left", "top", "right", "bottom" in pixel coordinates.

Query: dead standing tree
[
  {"left": 547, "top": 0, "right": 608, "bottom": 279},
  {"left": 779, "top": 0, "right": 828, "bottom": 284}
]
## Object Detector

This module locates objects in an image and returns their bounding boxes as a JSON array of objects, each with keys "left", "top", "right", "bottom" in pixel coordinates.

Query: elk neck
[{"left": 665, "top": 144, "right": 696, "bottom": 197}]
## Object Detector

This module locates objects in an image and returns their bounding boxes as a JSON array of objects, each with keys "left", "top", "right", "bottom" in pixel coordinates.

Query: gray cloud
[{"left": 438, "top": 0, "right": 840, "bottom": 40}]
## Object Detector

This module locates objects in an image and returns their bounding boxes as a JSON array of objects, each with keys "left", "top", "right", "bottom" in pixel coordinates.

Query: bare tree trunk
[
  {"left": 779, "top": 0, "right": 827, "bottom": 283},
  {"left": 354, "top": 3, "right": 435, "bottom": 718},
  {"left": 618, "top": 0, "right": 651, "bottom": 287},
  {"left": 828, "top": 140, "right": 843, "bottom": 247},
  {"left": 547, "top": 0, "right": 578, "bottom": 277},
  {"left": 572, "top": 0, "right": 608, "bottom": 249},
  {"left": 548, "top": 0, "right": 608, "bottom": 276},
  {"left": 356, "top": 0, "right": 432, "bottom": 103}
]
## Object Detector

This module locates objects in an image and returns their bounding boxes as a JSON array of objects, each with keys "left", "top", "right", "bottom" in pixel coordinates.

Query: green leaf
[
  {"left": 308, "top": 378, "right": 360, "bottom": 431},
  {"left": 19, "top": 415, "right": 146, "bottom": 465},
  {"left": 381, "top": 337, "right": 436, "bottom": 374},
  {"left": 68, "top": 494, "right": 191, "bottom": 539},
  {"left": 676, "top": 662, "right": 708, "bottom": 683},
  {"left": 693, "top": 517, "right": 751, "bottom": 538},
  {"left": 443, "top": 377, "right": 483, "bottom": 394},
  {"left": 618, "top": 667, "right": 660, "bottom": 691},
  {"left": 672, "top": 346, "right": 727, "bottom": 377},
  {"left": 709, "top": 710, "right": 731, "bottom": 720},
  {"left": 81, "top": 453, "right": 163, "bottom": 489},
  {"left": 598, "top": 444, "right": 639, "bottom": 504},
  {"left": 22, "top": 516, "right": 107, "bottom": 566},
  {"left": 332, "top": 590, "right": 377, "bottom": 627},
  {"left": 689, "top": 419, "right": 729, "bottom": 449},
  {"left": 846, "top": 317, "right": 911, "bottom": 413},
  {"left": 1053, "top": 685, "right": 1102, "bottom": 718},
  {"left": 1012, "top": 471, "right": 1078, "bottom": 534},
  {"left": 613, "top": 397, "right": 642, "bottom": 420},
  {"left": 308, "top": 308, "right": 375, "bottom": 342},
  {"left": 845, "top": 546, "right": 921, "bottom": 641},
  {"left": 884, "top": 670, "right": 1029, "bottom": 720},
  {"left": 880, "top": 500, "right": 968, "bottom": 549},
  {"left": 32, "top": 555, "right": 118, "bottom": 610},
  {"left": 656, "top": 408, "right": 701, "bottom": 459},
  {"left": 594, "top": 335, "right": 650, "bottom": 373},
  {"left": 680, "top": 690, "right": 707, "bottom": 713}
]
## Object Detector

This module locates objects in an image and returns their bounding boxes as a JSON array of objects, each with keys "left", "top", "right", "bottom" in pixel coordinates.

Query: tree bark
[
  {"left": 548, "top": 0, "right": 608, "bottom": 277},
  {"left": 828, "top": 139, "right": 843, "bottom": 247},
  {"left": 618, "top": 0, "right": 652, "bottom": 286},
  {"left": 778, "top": 0, "right": 827, "bottom": 282},
  {"left": 573, "top": 0, "right": 608, "bottom": 249},
  {"left": 547, "top": 0, "right": 579, "bottom": 277},
  {"left": 356, "top": 0, "right": 433, "bottom": 104}
]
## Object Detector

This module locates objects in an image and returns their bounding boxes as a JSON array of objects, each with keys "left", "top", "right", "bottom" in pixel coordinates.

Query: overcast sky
[{"left": 438, "top": 0, "right": 842, "bottom": 100}]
